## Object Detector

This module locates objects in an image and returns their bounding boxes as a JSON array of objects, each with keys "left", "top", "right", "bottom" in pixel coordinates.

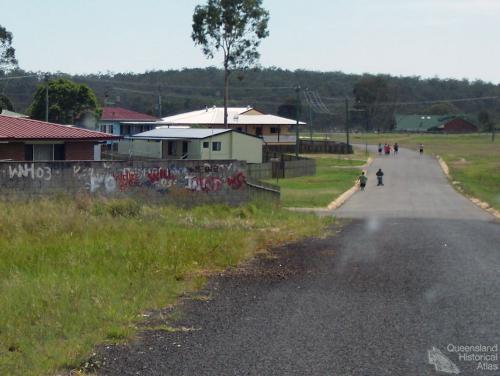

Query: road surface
[{"left": 99, "top": 148, "right": 499, "bottom": 376}]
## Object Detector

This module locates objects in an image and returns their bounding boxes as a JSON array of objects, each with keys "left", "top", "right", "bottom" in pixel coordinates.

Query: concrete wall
[
  {"left": 247, "top": 156, "right": 316, "bottom": 180},
  {"left": 0, "top": 160, "right": 257, "bottom": 205}
]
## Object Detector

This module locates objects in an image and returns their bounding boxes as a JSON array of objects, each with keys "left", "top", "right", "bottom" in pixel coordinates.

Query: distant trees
[
  {"left": 0, "top": 94, "right": 14, "bottom": 112},
  {"left": 0, "top": 25, "right": 17, "bottom": 73},
  {"left": 192, "top": 0, "right": 270, "bottom": 127},
  {"left": 423, "top": 103, "right": 460, "bottom": 115},
  {"left": 478, "top": 110, "right": 495, "bottom": 141},
  {"left": 353, "top": 75, "right": 393, "bottom": 131},
  {"left": 30, "top": 78, "right": 100, "bottom": 124}
]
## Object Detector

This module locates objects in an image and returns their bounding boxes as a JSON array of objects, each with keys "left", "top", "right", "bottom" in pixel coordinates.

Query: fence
[
  {"left": 263, "top": 140, "right": 352, "bottom": 160},
  {"left": 248, "top": 155, "right": 316, "bottom": 180},
  {"left": 0, "top": 159, "right": 279, "bottom": 205}
]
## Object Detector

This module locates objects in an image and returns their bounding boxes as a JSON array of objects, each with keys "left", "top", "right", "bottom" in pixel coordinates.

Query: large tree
[
  {"left": 30, "top": 78, "right": 100, "bottom": 124},
  {"left": 192, "top": 0, "right": 269, "bottom": 127},
  {"left": 353, "top": 75, "right": 392, "bottom": 131},
  {"left": 0, "top": 25, "right": 17, "bottom": 73}
]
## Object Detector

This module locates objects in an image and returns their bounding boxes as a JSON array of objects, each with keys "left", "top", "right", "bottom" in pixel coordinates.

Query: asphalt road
[{"left": 99, "top": 148, "right": 500, "bottom": 376}]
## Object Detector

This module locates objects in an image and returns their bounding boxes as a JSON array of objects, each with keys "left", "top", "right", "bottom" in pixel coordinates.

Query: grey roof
[{"left": 131, "top": 127, "right": 232, "bottom": 140}]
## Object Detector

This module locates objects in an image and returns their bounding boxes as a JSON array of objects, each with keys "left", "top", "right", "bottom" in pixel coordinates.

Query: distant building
[
  {"left": 394, "top": 114, "right": 478, "bottom": 133},
  {"left": 159, "top": 106, "right": 305, "bottom": 144},
  {"left": 0, "top": 109, "right": 29, "bottom": 118},
  {"left": 118, "top": 127, "right": 263, "bottom": 163},
  {"left": 98, "top": 107, "right": 159, "bottom": 136},
  {"left": 0, "top": 115, "right": 118, "bottom": 161}
]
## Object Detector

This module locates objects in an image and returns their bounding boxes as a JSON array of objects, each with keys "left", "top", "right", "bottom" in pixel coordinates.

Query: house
[
  {"left": 118, "top": 127, "right": 263, "bottom": 163},
  {"left": 98, "top": 107, "right": 159, "bottom": 136},
  {"left": 0, "top": 115, "right": 119, "bottom": 161},
  {"left": 0, "top": 109, "right": 29, "bottom": 118},
  {"left": 395, "top": 114, "right": 478, "bottom": 133},
  {"left": 159, "top": 106, "right": 305, "bottom": 144}
]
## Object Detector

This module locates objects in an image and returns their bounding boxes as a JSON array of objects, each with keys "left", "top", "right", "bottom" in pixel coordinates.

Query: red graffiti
[
  {"left": 227, "top": 172, "right": 246, "bottom": 190},
  {"left": 147, "top": 168, "right": 176, "bottom": 184},
  {"left": 188, "top": 176, "right": 223, "bottom": 192},
  {"left": 114, "top": 170, "right": 140, "bottom": 191}
]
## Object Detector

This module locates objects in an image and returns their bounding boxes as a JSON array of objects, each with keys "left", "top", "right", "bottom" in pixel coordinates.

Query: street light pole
[
  {"left": 345, "top": 98, "right": 350, "bottom": 149},
  {"left": 44, "top": 74, "right": 49, "bottom": 122}
]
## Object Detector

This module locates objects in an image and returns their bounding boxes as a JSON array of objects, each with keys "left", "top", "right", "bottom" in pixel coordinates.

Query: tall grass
[{"left": 0, "top": 197, "right": 334, "bottom": 375}]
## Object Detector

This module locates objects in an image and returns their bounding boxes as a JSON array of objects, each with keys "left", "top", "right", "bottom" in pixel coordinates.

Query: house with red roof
[
  {"left": 0, "top": 115, "right": 119, "bottom": 161},
  {"left": 98, "top": 107, "right": 159, "bottom": 137}
]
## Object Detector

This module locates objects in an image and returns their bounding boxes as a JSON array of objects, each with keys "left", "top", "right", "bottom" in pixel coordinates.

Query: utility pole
[
  {"left": 157, "top": 85, "right": 162, "bottom": 118},
  {"left": 308, "top": 96, "right": 313, "bottom": 141},
  {"left": 345, "top": 98, "right": 350, "bottom": 149},
  {"left": 44, "top": 74, "right": 49, "bottom": 122},
  {"left": 295, "top": 85, "right": 301, "bottom": 157}
]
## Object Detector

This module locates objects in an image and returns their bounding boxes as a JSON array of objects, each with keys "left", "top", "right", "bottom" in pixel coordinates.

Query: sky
[{"left": 2, "top": 0, "right": 500, "bottom": 83}]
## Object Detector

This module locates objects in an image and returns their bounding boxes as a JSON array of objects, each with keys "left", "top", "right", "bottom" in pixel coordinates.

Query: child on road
[
  {"left": 359, "top": 172, "right": 367, "bottom": 191},
  {"left": 419, "top": 143, "right": 424, "bottom": 155},
  {"left": 376, "top": 168, "right": 384, "bottom": 186}
]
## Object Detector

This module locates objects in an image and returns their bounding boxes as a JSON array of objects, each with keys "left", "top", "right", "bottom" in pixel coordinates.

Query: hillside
[{"left": 1, "top": 68, "right": 499, "bottom": 130}]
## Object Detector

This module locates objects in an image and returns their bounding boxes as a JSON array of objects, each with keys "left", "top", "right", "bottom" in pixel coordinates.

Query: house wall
[
  {"left": 231, "top": 132, "right": 263, "bottom": 163},
  {"left": 443, "top": 119, "right": 478, "bottom": 133},
  {"left": 199, "top": 132, "right": 233, "bottom": 160},
  {"left": 0, "top": 142, "right": 24, "bottom": 161},
  {"left": 118, "top": 139, "right": 162, "bottom": 158},
  {"left": 234, "top": 124, "right": 290, "bottom": 136},
  {"left": 65, "top": 142, "right": 95, "bottom": 160}
]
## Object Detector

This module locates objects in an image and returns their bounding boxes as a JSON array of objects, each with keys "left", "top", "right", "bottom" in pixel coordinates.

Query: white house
[{"left": 118, "top": 127, "right": 263, "bottom": 163}]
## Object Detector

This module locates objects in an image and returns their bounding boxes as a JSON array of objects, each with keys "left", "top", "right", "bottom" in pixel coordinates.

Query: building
[
  {"left": 395, "top": 114, "right": 478, "bottom": 133},
  {"left": 98, "top": 107, "right": 159, "bottom": 136},
  {"left": 159, "top": 106, "right": 305, "bottom": 144},
  {"left": 0, "top": 109, "right": 29, "bottom": 118},
  {"left": 118, "top": 127, "right": 263, "bottom": 163},
  {"left": 0, "top": 115, "right": 118, "bottom": 161}
]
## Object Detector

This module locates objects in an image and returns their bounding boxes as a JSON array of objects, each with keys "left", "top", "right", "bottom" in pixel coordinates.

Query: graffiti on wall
[{"left": 7, "top": 163, "right": 52, "bottom": 181}]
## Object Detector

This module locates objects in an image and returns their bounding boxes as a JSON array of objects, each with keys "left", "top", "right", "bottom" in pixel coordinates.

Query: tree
[
  {"left": 423, "top": 103, "right": 459, "bottom": 115},
  {"left": 0, "top": 25, "right": 17, "bottom": 73},
  {"left": 353, "top": 75, "right": 390, "bottom": 130},
  {"left": 30, "top": 78, "right": 100, "bottom": 124},
  {"left": 478, "top": 110, "right": 495, "bottom": 142},
  {"left": 192, "top": 0, "right": 269, "bottom": 127},
  {"left": 0, "top": 94, "right": 14, "bottom": 112}
]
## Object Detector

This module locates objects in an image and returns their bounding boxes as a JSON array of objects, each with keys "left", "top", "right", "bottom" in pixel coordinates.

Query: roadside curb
[
  {"left": 326, "top": 156, "right": 374, "bottom": 211},
  {"left": 436, "top": 155, "right": 500, "bottom": 220}
]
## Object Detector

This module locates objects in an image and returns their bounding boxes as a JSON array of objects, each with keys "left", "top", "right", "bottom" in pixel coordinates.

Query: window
[
  {"left": 203, "top": 141, "right": 209, "bottom": 148},
  {"left": 270, "top": 127, "right": 279, "bottom": 134},
  {"left": 255, "top": 127, "right": 263, "bottom": 137},
  {"left": 212, "top": 141, "right": 222, "bottom": 151},
  {"left": 236, "top": 127, "right": 243, "bottom": 132},
  {"left": 24, "top": 144, "right": 65, "bottom": 161}
]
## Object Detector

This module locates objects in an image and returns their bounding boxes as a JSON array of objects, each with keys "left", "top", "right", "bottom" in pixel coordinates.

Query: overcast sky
[{"left": 3, "top": 0, "right": 500, "bottom": 83}]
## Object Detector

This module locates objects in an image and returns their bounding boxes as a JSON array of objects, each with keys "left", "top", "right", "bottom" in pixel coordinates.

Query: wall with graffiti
[{"left": 0, "top": 160, "right": 257, "bottom": 204}]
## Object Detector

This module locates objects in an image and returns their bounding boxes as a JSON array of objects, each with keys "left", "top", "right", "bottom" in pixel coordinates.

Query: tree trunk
[{"left": 223, "top": 63, "right": 229, "bottom": 129}]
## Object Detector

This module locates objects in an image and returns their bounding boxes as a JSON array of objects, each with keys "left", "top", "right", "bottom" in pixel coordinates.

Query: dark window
[
  {"left": 212, "top": 141, "right": 222, "bottom": 151},
  {"left": 255, "top": 127, "right": 263, "bottom": 136},
  {"left": 182, "top": 141, "right": 188, "bottom": 154},
  {"left": 24, "top": 144, "right": 33, "bottom": 161},
  {"left": 203, "top": 141, "right": 209, "bottom": 148},
  {"left": 54, "top": 144, "right": 65, "bottom": 160},
  {"left": 270, "top": 127, "right": 279, "bottom": 134},
  {"left": 236, "top": 127, "right": 243, "bottom": 132}
]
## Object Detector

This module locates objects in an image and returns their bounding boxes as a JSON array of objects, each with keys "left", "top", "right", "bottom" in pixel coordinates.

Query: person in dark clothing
[
  {"left": 378, "top": 143, "right": 383, "bottom": 155},
  {"left": 359, "top": 171, "right": 368, "bottom": 191},
  {"left": 394, "top": 142, "right": 399, "bottom": 155},
  {"left": 419, "top": 143, "right": 424, "bottom": 155},
  {"left": 376, "top": 168, "right": 384, "bottom": 186}
]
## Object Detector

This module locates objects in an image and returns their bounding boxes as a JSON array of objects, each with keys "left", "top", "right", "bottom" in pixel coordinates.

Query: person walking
[
  {"left": 359, "top": 171, "right": 368, "bottom": 191},
  {"left": 384, "top": 144, "right": 391, "bottom": 155},
  {"left": 376, "top": 168, "right": 384, "bottom": 186},
  {"left": 378, "top": 143, "right": 383, "bottom": 155},
  {"left": 419, "top": 143, "right": 424, "bottom": 155},
  {"left": 394, "top": 142, "right": 399, "bottom": 155}
]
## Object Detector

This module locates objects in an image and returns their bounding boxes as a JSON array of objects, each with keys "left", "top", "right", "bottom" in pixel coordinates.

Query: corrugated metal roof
[
  {"left": 0, "top": 109, "right": 29, "bottom": 118},
  {"left": 101, "top": 107, "right": 159, "bottom": 121},
  {"left": 0, "top": 115, "right": 119, "bottom": 140},
  {"left": 131, "top": 128, "right": 232, "bottom": 139},
  {"left": 160, "top": 107, "right": 305, "bottom": 126}
]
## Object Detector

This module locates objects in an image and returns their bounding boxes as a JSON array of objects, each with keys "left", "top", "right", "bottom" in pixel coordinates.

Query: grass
[
  {"left": 0, "top": 196, "right": 334, "bottom": 376},
  {"left": 321, "top": 132, "right": 500, "bottom": 210},
  {"left": 266, "top": 152, "right": 368, "bottom": 207}
]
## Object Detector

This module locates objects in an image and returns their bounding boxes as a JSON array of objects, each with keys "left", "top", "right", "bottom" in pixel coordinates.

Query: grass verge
[
  {"left": 266, "top": 153, "right": 367, "bottom": 207},
  {"left": 0, "top": 197, "right": 334, "bottom": 375}
]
